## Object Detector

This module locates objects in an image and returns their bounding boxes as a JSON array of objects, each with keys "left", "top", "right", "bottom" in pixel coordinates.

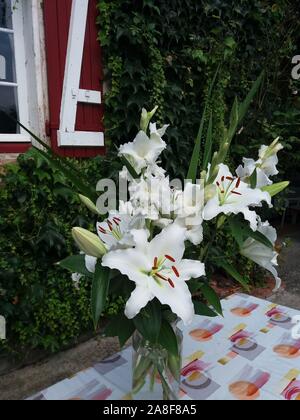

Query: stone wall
[{"left": 0, "top": 154, "right": 19, "bottom": 166}]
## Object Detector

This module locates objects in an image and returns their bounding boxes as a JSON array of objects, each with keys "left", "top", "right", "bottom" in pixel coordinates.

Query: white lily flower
[
  {"left": 240, "top": 220, "right": 281, "bottom": 291},
  {"left": 85, "top": 255, "right": 97, "bottom": 274},
  {"left": 102, "top": 223, "right": 205, "bottom": 325},
  {"left": 118, "top": 125, "right": 168, "bottom": 174},
  {"left": 174, "top": 182, "right": 204, "bottom": 245},
  {"left": 97, "top": 211, "right": 145, "bottom": 251},
  {"left": 203, "top": 164, "right": 272, "bottom": 231}
]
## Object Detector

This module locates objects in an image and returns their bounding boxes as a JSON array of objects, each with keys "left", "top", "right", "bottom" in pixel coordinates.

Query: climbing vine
[{"left": 97, "top": 0, "right": 300, "bottom": 181}]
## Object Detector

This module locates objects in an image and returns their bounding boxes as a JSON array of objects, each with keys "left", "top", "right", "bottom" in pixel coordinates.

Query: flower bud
[
  {"left": 72, "top": 227, "right": 106, "bottom": 258},
  {"left": 79, "top": 194, "right": 100, "bottom": 215},
  {"left": 261, "top": 181, "right": 289, "bottom": 197},
  {"left": 140, "top": 106, "right": 158, "bottom": 132}
]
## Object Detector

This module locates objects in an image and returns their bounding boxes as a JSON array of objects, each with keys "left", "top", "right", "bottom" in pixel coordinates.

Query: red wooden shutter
[{"left": 43, "top": 0, "right": 105, "bottom": 157}]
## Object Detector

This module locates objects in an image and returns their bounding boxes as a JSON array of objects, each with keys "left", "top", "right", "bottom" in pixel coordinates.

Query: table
[{"left": 28, "top": 294, "right": 300, "bottom": 401}]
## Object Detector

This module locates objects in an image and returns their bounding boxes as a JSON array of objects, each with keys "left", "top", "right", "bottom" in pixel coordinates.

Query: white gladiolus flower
[
  {"left": 240, "top": 220, "right": 281, "bottom": 291},
  {"left": 203, "top": 164, "right": 272, "bottom": 231},
  {"left": 174, "top": 182, "right": 204, "bottom": 245},
  {"left": 102, "top": 224, "right": 205, "bottom": 325},
  {"left": 118, "top": 124, "right": 168, "bottom": 174},
  {"left": 128, "top": 172, "right": 173, "bottom": 221},
  {"left": 236, "top": 138, "right": 284, "bottom": 188}
]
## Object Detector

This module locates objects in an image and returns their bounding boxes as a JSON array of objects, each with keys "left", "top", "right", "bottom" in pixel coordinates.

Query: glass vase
[{"left": 131, "top": 324, "right": 182, "bottom": 400}]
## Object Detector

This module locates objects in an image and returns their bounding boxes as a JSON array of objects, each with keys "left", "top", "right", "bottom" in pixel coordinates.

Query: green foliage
[
  {"left": 0, "top": 151, "right": 124, "bottom": 355},
  {"left": 98, "top": 0, "right": 300, "bottom": 181}
]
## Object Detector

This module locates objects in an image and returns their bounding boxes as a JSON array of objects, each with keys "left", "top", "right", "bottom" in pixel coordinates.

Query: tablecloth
[{"left": 28, "top": 293, "right": 300, "bottom": 401}]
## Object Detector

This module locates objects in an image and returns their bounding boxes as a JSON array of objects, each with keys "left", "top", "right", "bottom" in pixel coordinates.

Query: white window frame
[
  {"left": 58, "top": 0, "right": 104, "bottom": 147},
  {"left": 0, "top": 0, "right": 30, "bottom": 143}
]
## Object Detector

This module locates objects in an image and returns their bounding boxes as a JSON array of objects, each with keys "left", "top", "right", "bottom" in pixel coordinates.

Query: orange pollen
[
  {"left": 153, "top": 257, "right": 158, "bottom": 269},
  {"left": 165, "top": 255, "right": 176, "bottom": 263},
  {"left": 168, "top": 278, "right": 175, "bottom": 288},
  {"left": 98, "top": 226, "right": 107, "bottom": 234},
  {"left": 216, "top": 181, "right": 220, "bottom": 187},
  {"left": 114, "top": 217, "right": 121, "bottom": 222},
  {"left": 226, "top": 176, "right": 234, "bottom": 181},
  {"left": 113, "top": 217, "right": 120, "bottom": 226},
  {"left": 236, "top": 177, "right": 241, "bottom": 188},
  {"left": 232, "top": 191, "right": 242, "bottom": 196},
  {"left": 221, "top": 176, "right": 225, "bottom": 182},
  {"left": 172, "top": 266, "right": 180, "bottom": 278}
]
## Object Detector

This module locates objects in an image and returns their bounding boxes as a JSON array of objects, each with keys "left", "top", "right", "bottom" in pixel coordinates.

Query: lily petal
[{"left": 125, "top": 286, "right": 154, "bottom": 319}]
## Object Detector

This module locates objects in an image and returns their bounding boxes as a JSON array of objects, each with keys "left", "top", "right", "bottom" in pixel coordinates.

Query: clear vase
[{"left": 131, "top": 324, "right": 183, "bottom": 400}]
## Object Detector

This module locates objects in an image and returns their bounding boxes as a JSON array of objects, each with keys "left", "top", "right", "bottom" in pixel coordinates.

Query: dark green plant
[{"left": 0, "top": 150, "right": 124, "bottom": 355}]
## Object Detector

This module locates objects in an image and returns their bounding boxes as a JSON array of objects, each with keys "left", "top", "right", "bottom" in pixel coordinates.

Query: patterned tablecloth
[{"left": 28, "top": 294, "right": 300, "bottom": 401}]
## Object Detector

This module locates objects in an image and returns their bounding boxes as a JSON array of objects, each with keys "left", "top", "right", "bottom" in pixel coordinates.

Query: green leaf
[
  {"left": 261, "top": 181, "right": 289, "bottom": 197},
  {"left": 157, "top": 319, "right": 178, "bottom": 356},
  {"left": 193, "top": 301, "right": 218, "bottom": 317},
  {"left": 187, "top": 64, "right": 221, "bottom": 181},
  {"left": 91, "top": 263, "right": 110, "bottom": 330},
  {"left": 104, "top": 313, "right": 135, "bottom": 347},
  {"left": 200, "top": 283, "right": 223, "bottom": 315},
  {"left": 203, "top": 111, "right": 213, "bottom": 169},
  {"left": 216, "top": 260, "right": 250, "bottom": 290},
  {"left": 228, "top": 217, "right": 246, "bottom": 248},
  {"left": 238, "top": 71, "right": 264, "bottom": 125},
  {"left": 250, "top": 168, "right": 257, "bottom": 189},
  {"left": 133, "top": 300, "right": 162, "bottom": 343},
  {"left": 58, "top": 255, "right": 93, "bottom": 278},
  {"left": 229, "top": 217, "right": 273, "bottom": 249},
  {"left": 133, "top": 299, "right": 162, "bottom": 344},
  {"left": 227, "top": 96, "right": 239, "bottom": 143}
]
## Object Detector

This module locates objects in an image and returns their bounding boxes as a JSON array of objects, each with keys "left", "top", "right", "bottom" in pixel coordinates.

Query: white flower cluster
[{"left": 74, "top": 109, "right": 285, "bottom": 325}]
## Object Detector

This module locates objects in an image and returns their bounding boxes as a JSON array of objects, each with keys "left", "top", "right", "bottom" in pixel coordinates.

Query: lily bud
[
  {"left": 140, "top": 106, "right": 158, "bottom": 132},
  {"left": 261, "top": 181, "right": 289, "bottom": 197},
  {"left": 79, "top": 194, "right": 100, "bottom": 215},
  {"left": 72, "top": 227, "right": 106, "bottom": 258}
]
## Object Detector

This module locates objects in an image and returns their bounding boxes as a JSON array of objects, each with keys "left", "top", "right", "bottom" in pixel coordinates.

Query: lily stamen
[
  {"left": 172, "top": 266, "right": 180, "bottom": 278},
  {"left": 165, "top": 255, "right": 176, "bottom": 262}
]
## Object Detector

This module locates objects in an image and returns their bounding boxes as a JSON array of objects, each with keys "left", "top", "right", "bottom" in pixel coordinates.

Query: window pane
[
  {"left": 0, "top": 85, "right": 19, "bottom": 133},
  {"left": 0, "top": 32, "right": 16, "bottom": 82},
  {"left": 0, "top": 0, "right": 12, "bottom": 29}
]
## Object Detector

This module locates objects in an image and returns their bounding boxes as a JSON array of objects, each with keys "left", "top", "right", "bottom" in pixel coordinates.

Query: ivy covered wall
[{"left": 98, "top": 0, "right": 300, "bottom": 181}]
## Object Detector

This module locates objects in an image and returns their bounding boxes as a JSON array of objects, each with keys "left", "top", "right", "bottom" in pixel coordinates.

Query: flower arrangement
[{"left": 59, "top": 76, "right": 289, "bottom": 399}]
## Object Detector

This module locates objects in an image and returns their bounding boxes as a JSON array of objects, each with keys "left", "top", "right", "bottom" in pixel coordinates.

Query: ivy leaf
[
  {"left": 193, "top": 301, "right": 218, "bottom": 317},
  {"left": 104, "top": 313, "right": 135, "bottom": 348},
  {"left": 91, "top": 262, "right": 110, "bottom": 330},
  {"left": 58, "top": 255, "right": 93, "bottom": 278},
  {"left": 133, "top": 299, "right": 162, "bottom": 344},
  {"left": 200, "top": 283, "right": 223, "bottom": 316}
]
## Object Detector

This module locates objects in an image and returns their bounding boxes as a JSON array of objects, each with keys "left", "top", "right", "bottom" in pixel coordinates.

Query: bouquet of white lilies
[{"left": 58, "top": 74, "right": 289, "bottom": 399}]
